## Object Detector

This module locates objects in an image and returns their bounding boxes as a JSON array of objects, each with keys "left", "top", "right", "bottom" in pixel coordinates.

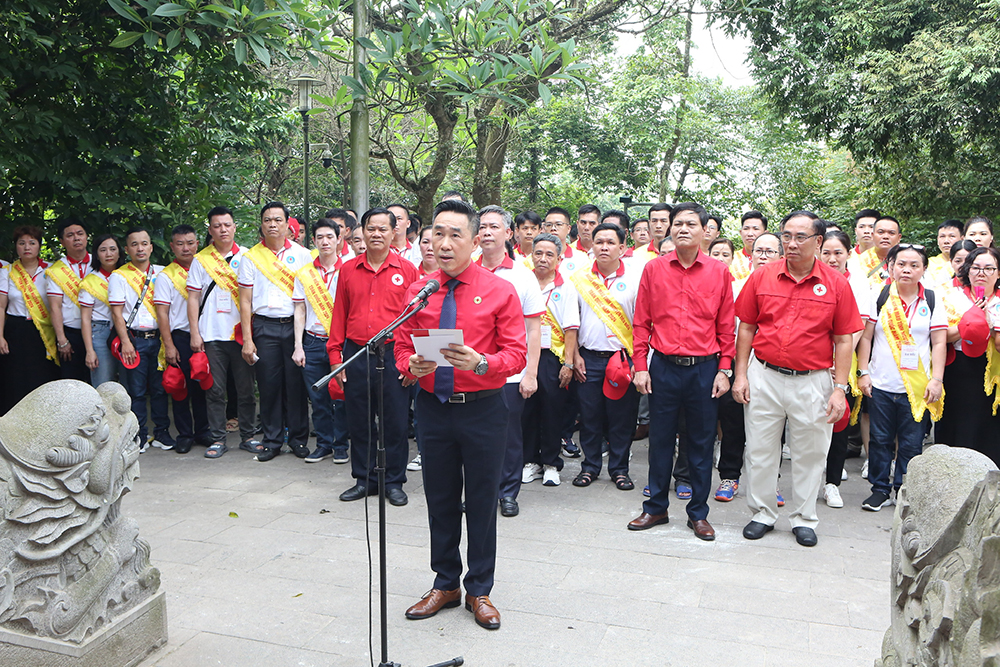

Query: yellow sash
[
  {"left": 848, "top": 352, "right": 863, "bottom": 425},
  {"left": 196, "top": 245, "right": 241, "bottom": 305},
  {"left": 296, "top": 264, "right": 336, "bottom": 335},
  {"left": 543, "top": 304, "right": 566, "bottom": 363},
  {"left": 44, "top": 260, "right": 83, "bottom": 307},
  {"left": 926, "top": 254, "right": 952, "bottom": 289},
  {"left": 859, "top": 247, "right": 888, "bottom": 286},
  {"left": 161, "top": 262, "right": 189, "bottom": 299},
  {"left": 9, "top": 261, "right": 59, "bottom": 363},
  {"left": 730, "top": 251, "right": 751, "bottom": 282},
  {"left": 881, "top": 284, "right": 944, "bottom": 422},
  {"left": 570, "top": 268, "right": 633, "bottom": 355},
  {"left": 79, "top": 273, "right": 109, "bottom": 306},
  {"left": 113, "top": 264, "right": 156, "bottom": 320},
  {"left": 246, "top": 243, "right": 296, "bottom": 297},
  {"left": 986, "top": 344, "right": 1000, "bottom": 416}
]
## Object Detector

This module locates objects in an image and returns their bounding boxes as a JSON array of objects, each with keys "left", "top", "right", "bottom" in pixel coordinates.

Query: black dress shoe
[
  {"left": 256, "top": 447, "right": 281, "bottom": 462},
  {"left": 499, "top": 497, "right": 519, "bottom": 517},
  {"left": 339, "top": 483, "right": 371, "bottom": 502},
  {"left": 386, "top": 488, "right": 408, "bottom": 506},
  {"left": 174, "top": 438, "right": 193, "bottom": 454},
  {"left": 290, "top": 442, "right": 310, "bottom": 458},
  {"left": 792, "top": 526, "right": 818, "bottom": 547},
  {"left": 742, "top": 520, "right": 774, "bottom": 540}
]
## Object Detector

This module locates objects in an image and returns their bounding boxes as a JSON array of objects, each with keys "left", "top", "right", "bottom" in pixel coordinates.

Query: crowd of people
[{"left": 2, "top": 196, "right": 999, "bottom": 630}]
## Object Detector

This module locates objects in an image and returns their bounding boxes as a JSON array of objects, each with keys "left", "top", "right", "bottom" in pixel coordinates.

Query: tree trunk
[
  {"left": 528, "top": 145, "right": 539, "bottom": 205},
  {"left": 658, "top": 3, "right": 694, "bottom": 203},
  {"left": 472, "top": 98, "right": 513, "bottom": 207}
]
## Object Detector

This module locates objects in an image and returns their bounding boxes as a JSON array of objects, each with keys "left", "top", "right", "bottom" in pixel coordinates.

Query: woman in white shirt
[{"left": 79, "top": 234, "right": 124, "bottom": 387}]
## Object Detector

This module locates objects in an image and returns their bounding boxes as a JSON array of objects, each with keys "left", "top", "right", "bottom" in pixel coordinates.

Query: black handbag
[{"left": 107, "top": 268, "right": 154, "bottom": 352}]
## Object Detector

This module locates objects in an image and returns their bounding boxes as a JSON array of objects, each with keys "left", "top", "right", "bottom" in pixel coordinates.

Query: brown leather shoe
[
  {"left": 465, "top": 594, "right": 501, "bottom": 629},
  {"left": 632, "top": 423, "right": 650, "bottom": 441},
  {"left": 404, "top": 588, "right": 461, "bottom": 620},
  {"left": 687, "top": 518, "right": 716, "bottom": 541},
  {"left": 627, "top": 511, "right": 669, "bottom": 531}
]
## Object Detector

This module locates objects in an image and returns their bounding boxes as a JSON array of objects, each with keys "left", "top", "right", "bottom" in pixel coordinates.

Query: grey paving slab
[{"left": 131, "top": 442, "right": 888, "bottom": 666}]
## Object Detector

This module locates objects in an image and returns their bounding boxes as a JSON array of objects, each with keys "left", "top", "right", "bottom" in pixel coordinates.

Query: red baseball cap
[
  {"left": 603, "top": 351, "right": 633, "bottom": 400},
  {"left": 328, "top": 379, "right": 345, "bottom": 401},
  {"left": 833, "top": 401, "right": 851, "bottom": 432},
  {"left": 162, "top": 365, "right": 188, "bottom": 401},
  {"left": 958, "top": 308, "right": 990, "bottom": 357},
  {"left": 233, "top": 322, "right": 244, "bottom": 346},
  {"left": 111, "top": 336, "right": 140, "bottom": 369},
  {"left": 189, "top": 351, "right": 214, "bottom": 390},
  {"left": 288, "top": 217, "right": 300, "bottom": 238}
]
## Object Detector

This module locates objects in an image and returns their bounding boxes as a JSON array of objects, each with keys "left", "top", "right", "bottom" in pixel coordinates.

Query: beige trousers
[{"left": 743, "top": 358, "right": 833, "bottom": 529}]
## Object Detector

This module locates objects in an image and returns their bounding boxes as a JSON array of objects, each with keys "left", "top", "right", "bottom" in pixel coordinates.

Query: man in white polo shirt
[{"left": 46, "top": 217, "right": 92, "bottom": 382}]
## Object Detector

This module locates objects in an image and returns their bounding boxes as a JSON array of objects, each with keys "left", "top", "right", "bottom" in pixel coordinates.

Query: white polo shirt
[
  {"left": 78, "top": 271, "right": 113, "bottom": 323},
  {"left": 539, "top": 273, "right": 581, "bottom": 349},
  {"left": 558, "top": 245, "right": 585, "bottom": 279},
  {"left": 46, "top": 255, "right": 92, "bottom": 329},
  {"left": 237, "top": 240, "right": 313, "bottom": 318},
  {"left": 574, "top": 260, "right": 638, "bottom": 353},
  {"left": 153, "top": 263, "right": 191, "bottom": 333},
  {"left": 0, "top": 263, "right": 49, "bottom": 319},
  {"left": 292, "top": 257, "right": 341, "bottom": 336},
  {"left": 187, "top": 244, "right": 247, "bottom": 343},
  {"left": 108, "top": 264, "right": 162, "bottom": 331},
  {"left": 866, "top": 285, "right": 947, "bottom": 394},
  {"left": 478, "top": 255, "right": 545, "bottom": 383}
]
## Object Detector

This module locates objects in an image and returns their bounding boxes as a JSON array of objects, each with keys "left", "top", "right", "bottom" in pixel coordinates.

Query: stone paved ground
[{"left": 132, "top": 438, "right": 890, "bottom": 667}]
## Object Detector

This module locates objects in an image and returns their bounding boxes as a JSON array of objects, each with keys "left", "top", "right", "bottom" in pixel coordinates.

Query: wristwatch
[
  {"left": 474, "top": 354, "right": 489, "bottom": 376},
  {"left": 857, "top": 369, "right": 870, "bottom": 377},
  {"left": 833, "top": 383, "right": 850, "bottom": 393},
  {"left": 718, "top": 368, "right": 733, "bottom": 378}
]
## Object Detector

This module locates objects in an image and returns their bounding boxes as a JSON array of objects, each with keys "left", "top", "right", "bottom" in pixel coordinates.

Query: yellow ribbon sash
[
  {"left": 196, "top": 245, "right": 241, "bottom": 305},
  {"left": 859, "top": 247, "right": 888, "bottom": 286},
  {"left": 296, "top": 264, "right": 336, "bottom": 336},
  {"left": 570, "top": 269, "right": 633, "bottom": 355},
  {"left": 44, "top": 260, "right": 83, "bottom": 307},
  {"left": 161, "top": 262, "right": 189, "bottom": 299},
  {"left": 848, "top": 352, "right": 863, "bottom": 425},
  {"left": 246, "top": 243, "right": 295, "bottom": 298},
  {"left": 113, "top": 264, "right": 156, "bottom": 320},
  {"left": 79, "top": 273, "right": 110, "bottom": 306},
  {"left": 881, "top": 284, "right": 944, "bottom": 422},
  {"left": 543, "top": 304, "right": 566, "bottom": 363},
  {"left": 729, "top": 250, "right": 751, "bottom": 282},
  {"left": 926, "top": 254, "right": 952, "bottom": 289},
  {"left": 10, "top": 261, "right": 59, "bottom": 363}
]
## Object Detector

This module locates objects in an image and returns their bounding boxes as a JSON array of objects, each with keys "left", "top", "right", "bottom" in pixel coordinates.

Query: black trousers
[
  {"left": 826, "top": 393, "right": 854, "bottom": 485},
  {"left": 58, "top": 326, "right": 90, "bottom": 382},
  {"left": 170, "top": 330, "right": 210, "bottom": 443},
  {"left": 577, "top": 348, "right": 639, "bottom": 477},
  {"left": 498, "top": 383, "right": 526, "bottom": 500},
  {"left": 1, "top": 315, "right": 59, "bottom": 414},
  {"left": 716, "top": 387, "right": 747, "bottom": 481},
  {"left": 252, "top": 316, "right": 308, "bottom": 450},
  {"left": 417, "top": 389, "right": 507, "bottom": 596},
  {"left": 522, "top": 350, "right": 568, "bottom": 470},
  {"left": 343, "top": 339, "right": 409, "bottom": 489}
]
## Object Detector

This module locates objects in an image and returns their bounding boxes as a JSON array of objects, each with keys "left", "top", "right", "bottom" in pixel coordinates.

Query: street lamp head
[
  {"left": 320, "top": 149, "right": 334, "bottom": 169},
  {"left": 291, "top": 73, "right": 324, "bottom": 112}
]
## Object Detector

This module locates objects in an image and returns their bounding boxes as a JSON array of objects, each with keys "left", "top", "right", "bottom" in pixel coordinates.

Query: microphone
[{"left": 407, "top": 278, "right": 440, "bottom": 307}]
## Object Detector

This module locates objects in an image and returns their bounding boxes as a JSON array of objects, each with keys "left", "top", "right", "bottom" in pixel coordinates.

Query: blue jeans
[
  {"left": 123, "top": 334, "right": 172, "bottom": 446},
  {"left": 89, "top": 320, "right": 121, "bottom": 387},
  {"left": 868, "top": 387, "right": 928, "bottom": 494},
  {"left": 301, "top": 333, "right": 349, "bottom": 451}
]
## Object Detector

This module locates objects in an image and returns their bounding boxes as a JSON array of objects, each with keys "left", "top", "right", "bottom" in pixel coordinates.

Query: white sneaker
[
  {"left": 521, "top": 462, "right": 543, "bottom": 484},
  {"left": 781, "top": 443, "right": 791, "bottom": 460},
  {"left": 542, "top": 465, "right": 560, "bottom": 486},
  {"left": 841, "top": 467, "right": 848, "bottom": 481},
  {"left": 861, "top": 459, "right": 869, "bottom": 480},
  {"left": 148, "top": 436, "right": 172, "bottom": 451},
  {"left": 407, "top": 454, "right": 422, "bottom": 471},
  {"left": 824, "top": 483, "right": 844, "bottom": 508}
]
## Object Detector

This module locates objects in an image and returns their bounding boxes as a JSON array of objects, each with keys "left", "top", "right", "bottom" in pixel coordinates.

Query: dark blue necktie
[{"left": 434, "top": 278, "right": 460, "bottom": 403}]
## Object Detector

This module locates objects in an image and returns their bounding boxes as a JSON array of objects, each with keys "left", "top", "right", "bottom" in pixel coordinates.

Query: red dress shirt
[
  {"left": 633, "top": 251, "right": 736, "bottom": 372},
  {"left": 395, "top": 262, "right": 527, "bottom": 393},
  {"left": 735, "top": 258, "right": 863, "bottom": 371},
  {"left": 327, "top": 251, "right": 419, "bottom": 365}
]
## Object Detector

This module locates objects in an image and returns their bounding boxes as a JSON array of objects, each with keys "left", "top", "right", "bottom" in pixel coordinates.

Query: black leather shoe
[
  {"left": 793, "top": 526, "right": 818, "bottom": 547},
  {"left": 742, "top": 520, "right": 774, "bottom": 540},
  {"left": 339, "top": 483, "right": 371, "bottom": 502},
  {"left": 499, "top": 497, "right": 519, "bottom": 517},
  {"left": 174, "top": 437, "right": 193, "bottom": 454},
  {"left": 290, "top": 442, "right": 310, "bottom": 458},
  {"left": 386, "top": 488, "right": 408, "bottom": 506},
  {"left": 256, "top": 447, "right": 281, "bottom": 462}
]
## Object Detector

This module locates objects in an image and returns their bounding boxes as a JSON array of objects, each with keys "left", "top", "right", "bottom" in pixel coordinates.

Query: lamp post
[{"left": 292, "top": 73, "right": 324, "bottom": 248}]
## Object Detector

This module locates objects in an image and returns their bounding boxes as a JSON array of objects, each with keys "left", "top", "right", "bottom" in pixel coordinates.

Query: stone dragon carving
[{"left": 0, "top": 380, "right": 159, "bottom": 644}]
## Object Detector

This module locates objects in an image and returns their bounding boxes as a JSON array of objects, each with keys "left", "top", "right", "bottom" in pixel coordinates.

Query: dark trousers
[
  {"left": 59, "top": 326, "right": 90, "bottom": 382},
  {"left": 252, "top": 316, "right": 308, "bottom": 450},
  {"left": 644, "top": 354, "right": 718, "bottom": 521},
  {"left": 204, "top": 340, "right": 257, "bottom": 443},
  {"left": 868, "top": 387, "right": 928, "bottom": 494},
  {"left": 169, "top": 330, "right": 210, "bottom": 443},
  {"left": 498, "top": 383, "right": 526, "bottom": 500},
  {"left": 716, "top": 387, "right": 747, "bottom": 480},
  {"left": 522, "top": 350, "right": 568, "bottom": 470},
  {"left": 417, "top": 390, "right": 507, "bottom": 596},
  {"left": 560, "top": 381, "right": 580, "bottom": 440},
  {"left": 1, "top": 315, "right": 59, "bottom": 414},
  {"left": 343, "top": 339, "right": 408, "bottom": 489},
  {"left": 577, "top": 348, "right": 639, "bottom": 476},
  {"left": 123, "top": 334, "right": 171, "bottom": 445},
  {"left": 301, "top": 333, "right": 349, "bottom": 451},
  {"left": 826, "top": 393, "right": 854, "bottom": 485},
  {"left": 674, "top": 413, "right": 691, "bottom": 485}
]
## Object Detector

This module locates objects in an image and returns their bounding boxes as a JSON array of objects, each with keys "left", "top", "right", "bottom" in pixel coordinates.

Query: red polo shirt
[
  {"left": 633, "top": 251, "right": 736, "bottom": 372},
  {"left": 327, "top": 251, "right": 419, "bottom": 365},
  {"left": 395, "top": 262, "right": 526, "bottom": 393},
  {"left": 735, "top": 258, "right": 863, "bottom": 371}
]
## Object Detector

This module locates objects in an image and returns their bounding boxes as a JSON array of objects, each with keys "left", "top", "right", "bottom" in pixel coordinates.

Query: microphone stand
[{"left": 312, "top": 297, "right": 463, "bottom": 667}]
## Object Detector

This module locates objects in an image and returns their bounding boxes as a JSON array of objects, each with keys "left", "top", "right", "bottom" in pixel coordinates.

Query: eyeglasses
[
  {"left": 541, "top": 222, "right": 569, "bottom": 231},
  {"left": 970, "top": 265, "right": 998, "bottom": 274},
  {"left": 779, "top": 233, "right": 820, "bottom": 244},
  {"left": 753, "top": 248, "right": 780, "bottom": 257},
  {"left": 897, "top": 243, "right": 925, "bottom": 250}
]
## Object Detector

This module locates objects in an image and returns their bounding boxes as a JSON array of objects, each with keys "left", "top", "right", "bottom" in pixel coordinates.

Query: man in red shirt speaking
[
  {"left": 733, "top": 210, "right": 863, "bottom": 547},
  {"left": 395, "top": 199, "right": 526, "bottom": 631}
]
